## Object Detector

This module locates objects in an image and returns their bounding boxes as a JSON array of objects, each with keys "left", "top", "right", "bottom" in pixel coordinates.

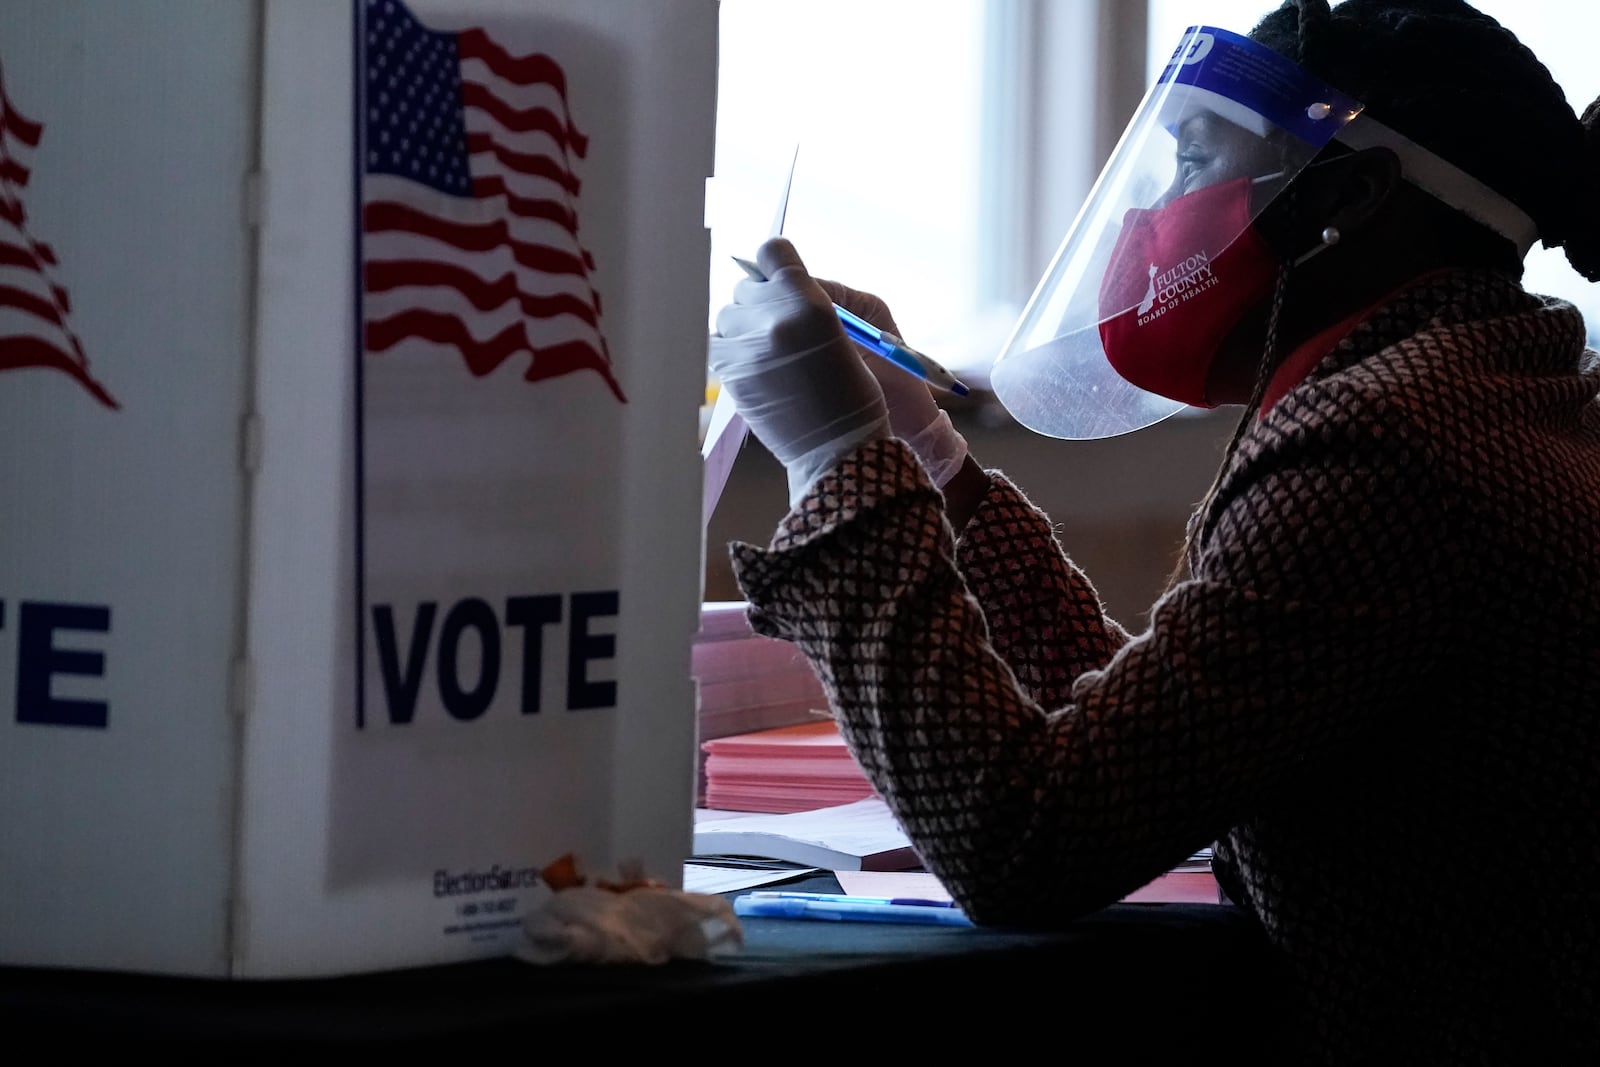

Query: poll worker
[{"left": 708, "top": 0, "right": 1600, "bottom": 1062}]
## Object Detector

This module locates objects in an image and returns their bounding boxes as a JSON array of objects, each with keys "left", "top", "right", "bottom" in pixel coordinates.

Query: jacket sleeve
[
  {"left": 950, "top": 465, "right": 1132, "bottom": 709},
  {"left": 730, "top": 391, "right": 1457, "bottom": 926}
]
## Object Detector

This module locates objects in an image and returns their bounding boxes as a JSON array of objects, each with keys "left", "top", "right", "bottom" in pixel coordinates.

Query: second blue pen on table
[
  {"left": 742, "top": 890, "right": 959, "bottom": 908},
  {"left": 733, "top": 893, "right": 974, "bottom": 927}
]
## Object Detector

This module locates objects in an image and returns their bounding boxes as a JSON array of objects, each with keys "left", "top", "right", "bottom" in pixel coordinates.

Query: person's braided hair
[{"left": 1166, "top": 0, "right": 1600, "bottom": 588}]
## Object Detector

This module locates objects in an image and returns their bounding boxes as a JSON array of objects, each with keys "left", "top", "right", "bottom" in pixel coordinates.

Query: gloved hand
[
  {"left": 710, "top": 237, "right": 889, "bottom": 507},
  {"left": 816, "top": 278, "right": 969, "bottom": 488}
]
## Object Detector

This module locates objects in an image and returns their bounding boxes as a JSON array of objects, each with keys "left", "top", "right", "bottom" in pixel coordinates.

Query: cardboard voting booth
[{"left": 0, "top": 0, "right": 716, "bottom": 976}]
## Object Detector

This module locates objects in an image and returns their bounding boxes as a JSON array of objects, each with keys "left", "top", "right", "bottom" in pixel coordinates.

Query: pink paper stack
[
  {"left": 692, "top": 602, "right": 838, "bottom": 806},
  {"left": 700, "top": 720, "right": 876, "bottom": 814}
]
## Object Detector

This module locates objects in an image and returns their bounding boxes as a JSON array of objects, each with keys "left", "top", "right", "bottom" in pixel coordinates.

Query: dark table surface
[{"left": 0, "top": 874, "right": 1291, "bottom": 1058}]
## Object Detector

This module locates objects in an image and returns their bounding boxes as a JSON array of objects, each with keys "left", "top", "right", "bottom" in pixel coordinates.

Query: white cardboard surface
[{"left": 0, "top": 0, "right": 715, "bottom": 977}]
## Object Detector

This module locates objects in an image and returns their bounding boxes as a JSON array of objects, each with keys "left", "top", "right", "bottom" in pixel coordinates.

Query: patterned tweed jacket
[{"left": 729, "top": 271, "right": 1600, "bottom": 1065}]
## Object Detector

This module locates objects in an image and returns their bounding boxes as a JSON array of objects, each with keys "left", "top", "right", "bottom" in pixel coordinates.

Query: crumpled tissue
[{"left": 515, "top": 854, "right": 744, "bottom": 966}]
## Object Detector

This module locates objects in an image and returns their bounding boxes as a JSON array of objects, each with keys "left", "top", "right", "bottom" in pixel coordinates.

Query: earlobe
[{"left": 1327, "top": 146, "right": 1403, "bottom": 235}]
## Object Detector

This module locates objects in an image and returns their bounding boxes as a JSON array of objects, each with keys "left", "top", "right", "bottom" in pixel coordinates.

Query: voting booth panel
[{"left": 0, "top": 0, "right": 715, "bottom": 977}]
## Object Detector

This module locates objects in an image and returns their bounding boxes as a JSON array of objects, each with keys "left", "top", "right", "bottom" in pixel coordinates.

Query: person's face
[
  {"left": 1145, "top": 112, "right": 1292, "bottom": 403},
  {"left": 1154, "top": 112, "right": 1283, "bottom": 208}
]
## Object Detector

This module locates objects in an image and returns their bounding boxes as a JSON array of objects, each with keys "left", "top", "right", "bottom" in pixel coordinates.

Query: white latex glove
[
  {"left": 711, "top": 237, "right": 890, "bottom": 507},
  {"left": 816, "top": 278, "right": 969, "bottom": 488}
]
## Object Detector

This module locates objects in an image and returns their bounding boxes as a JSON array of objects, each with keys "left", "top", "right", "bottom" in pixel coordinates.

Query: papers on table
[
  {"left": 684, "top": 861, "right": 820, "bottom": 895},
  {"left": 693, "top": 796, "right": 921, "bottom": 871},
  {"left": 700, "top": 719, "right": 873, "bottom": 813},
  {"left": 693, "top": 603, "right": 830, "bottom": 746}
]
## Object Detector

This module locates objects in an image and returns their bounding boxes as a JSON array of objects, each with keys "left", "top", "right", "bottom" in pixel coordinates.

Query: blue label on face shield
[{"left": 1159, "top": 25, "right": 1362, "bottom": 146}]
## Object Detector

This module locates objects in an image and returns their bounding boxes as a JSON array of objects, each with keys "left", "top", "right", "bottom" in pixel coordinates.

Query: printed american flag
[
  {"left": 360, "top": 0, "right": 624, "bottom": 401},
  {"left": 0, "top": 58, "right": 118, "bottom": 410}
]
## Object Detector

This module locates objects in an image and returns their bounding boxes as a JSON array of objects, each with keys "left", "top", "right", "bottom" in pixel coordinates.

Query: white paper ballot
[
  {"left": 701, "top": 144, "right": 795, "bottom": 531},
  {"left": 702, "top": 392, "right": 747, "bottom": 529}
]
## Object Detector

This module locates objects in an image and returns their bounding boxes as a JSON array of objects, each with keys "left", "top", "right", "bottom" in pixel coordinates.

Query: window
[
  {"left": 1146, "top": 0, "right": 1273, "bottom": 76},
  {"left": 709, "top": 0, "right": 1116, "bottom": 386},
  {"left": 710, "top": 1, "right": 987, "bottom": 375}
]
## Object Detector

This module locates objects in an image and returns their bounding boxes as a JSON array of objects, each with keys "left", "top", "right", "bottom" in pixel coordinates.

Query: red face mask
[{"left": 1097, "top": 176, "right": 1278, "bottom": 407}]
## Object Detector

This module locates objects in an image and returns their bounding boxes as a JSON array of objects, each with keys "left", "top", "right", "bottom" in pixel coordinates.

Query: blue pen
[
  {"left": 731, "top": 255, "right": 970, "bottom": 397},
  {"left": 743, "top": 891, "right": 960, "bottom": 909},
  {"left": 733, "top": 894, "right": 974, "bottom": 927}
]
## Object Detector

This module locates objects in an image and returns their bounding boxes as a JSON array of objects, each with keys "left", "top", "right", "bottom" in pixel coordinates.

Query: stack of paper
[
  {"left": 1121, "top": 849, "right": 1223, "bottom": 904},
  {"left": 693, "top": 796, "right": 920, "bottom": 871},
  {"left": 701, "top": 720, "right": 875, "bottom": 813},
  {"left": 693, "top": 602, "right": 830, "bottom": 742}
]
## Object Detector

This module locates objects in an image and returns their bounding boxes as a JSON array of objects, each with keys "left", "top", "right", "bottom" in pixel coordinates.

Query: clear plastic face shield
[{"left": 991, "top": 26, "right": 1363, "bottom": 440}]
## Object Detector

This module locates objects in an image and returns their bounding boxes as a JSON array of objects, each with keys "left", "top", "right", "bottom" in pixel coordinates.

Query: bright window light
[
  {"left": 1468, "top": 1, "right": 1600, "bottom": 343},
  {"left": 710, "top": 0, "right": 992, "bottom": 377},
  {"left": 1146, "top": 0, "right": 1272, "bottom": 77}
]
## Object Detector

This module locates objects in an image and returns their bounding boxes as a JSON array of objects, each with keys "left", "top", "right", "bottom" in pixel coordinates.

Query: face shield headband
[
  {"left": 990, "top": 24, "right": 1540, "bottom": 442},
  {"left": 1333, "top": 117, "right": 1538, "bottom": 258}
]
